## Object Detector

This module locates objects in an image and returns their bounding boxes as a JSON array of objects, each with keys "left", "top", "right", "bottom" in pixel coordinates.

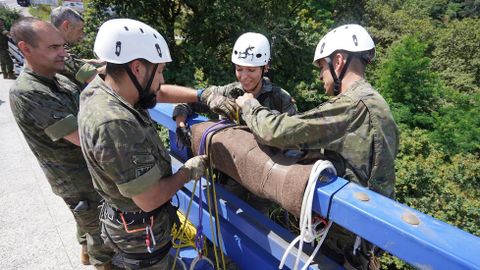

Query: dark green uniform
[
  {"left": 173, "top": 77, "right": 297, "bottom": 119},
  {"left": 62, "top": 46, "right": 97, "bottom": 88},
  {"left": 0, "top": 29, "right": 14, "bottom": 76},
  {"left": 9, "top": 68, "right": 113, "bottom": 266},
  {"left": 241, "top": 79, "right": 399, "bottom": 263},
  {"left": 78, "top": 76, "right": 178, "bottom": 269}
]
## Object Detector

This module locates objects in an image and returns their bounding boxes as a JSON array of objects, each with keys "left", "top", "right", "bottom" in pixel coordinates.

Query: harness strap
[{"left": 103, "top": 202, "right": 171, "bottom": 226}]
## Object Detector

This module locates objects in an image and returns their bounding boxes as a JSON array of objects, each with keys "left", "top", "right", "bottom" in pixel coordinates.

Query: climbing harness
[
  {"left": 279, "top": 160, "right": 337, "bottom": 270},
  {"left": 101, "top": 202, "right": 175, "bottom": 268}
]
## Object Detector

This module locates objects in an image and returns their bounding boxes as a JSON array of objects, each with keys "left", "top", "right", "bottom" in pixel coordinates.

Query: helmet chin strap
[
  {"left": 123, "top": 62, "right": 158, "bottom": 106},
  {"left": 324, "top": 54, "right": 353, "bottom": 96}
]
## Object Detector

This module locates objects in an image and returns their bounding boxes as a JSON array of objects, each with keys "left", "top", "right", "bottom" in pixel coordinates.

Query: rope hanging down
[
  {"left": 183, "top": 120, "right": 236, "bottom": 270},
  {"left": 279, "top": 160, "right": 337, "bottom": 270}
]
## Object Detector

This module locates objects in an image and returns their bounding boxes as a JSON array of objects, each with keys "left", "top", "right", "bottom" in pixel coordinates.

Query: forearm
[
  {"left": 158, "top": 84, "right": 198, "bottom": 103},
  {"left": 132, "top": 169, "right": 189, "bottom": 212}
]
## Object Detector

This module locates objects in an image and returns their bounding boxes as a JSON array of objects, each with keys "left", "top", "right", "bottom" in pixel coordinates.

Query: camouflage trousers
[
  {"left": 63, "top": 192, "right": 114, "bottom": 266},
  {"left": 100, "top": 203, "right": 181, "bottom": 270},
  {"left": 0, "top": 49, "right": 13, "bottom": 74}
]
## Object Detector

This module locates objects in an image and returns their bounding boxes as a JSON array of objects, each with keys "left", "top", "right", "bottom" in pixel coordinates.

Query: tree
[
  {"left": 375, "top": 35, "right": 441, "bottom": 129},
  {"left": 431, "top": 18, "right": 480, "bottom": 93}
]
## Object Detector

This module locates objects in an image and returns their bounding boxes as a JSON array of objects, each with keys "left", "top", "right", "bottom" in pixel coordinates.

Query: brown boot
[
  {"left": 95, "top": 262, "right": 114, "bottom": 270},
  {"left": 2, "top": 73, "right": 6, "bottom": 79},
  {"left": 7, "top": 73, "right": 16, "bottom": 79},
  {"left": 80, "top": 244, "right": 91, "bottom": 265}
]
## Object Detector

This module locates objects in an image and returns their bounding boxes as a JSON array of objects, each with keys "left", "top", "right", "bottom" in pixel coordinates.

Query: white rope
[{"left": 279, "top": 160, "right": 336, "bottom": 270}]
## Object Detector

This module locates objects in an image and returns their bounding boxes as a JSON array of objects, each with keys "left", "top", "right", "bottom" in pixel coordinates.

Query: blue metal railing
[{"left": 150, "top": 103, "right": 480, "bottom": 270}]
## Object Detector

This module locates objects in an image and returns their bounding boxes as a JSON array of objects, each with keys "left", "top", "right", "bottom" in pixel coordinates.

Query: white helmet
[
  {"left": 94, "top": 18, "right": 172, "bottom": 64},
  {"left": 231, "top": 32, "right": 270, "bottom": 67},
  {"left": 313, "top": 24, "right": 375, "bottom": 67}
]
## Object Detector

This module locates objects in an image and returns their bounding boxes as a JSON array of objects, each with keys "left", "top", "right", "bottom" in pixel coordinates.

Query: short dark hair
[
  {"left": 50, "top": 6, "right": 83, "bottom": 28},
  {"left": 10, "top": 17, "right": 41, "bottom": 47}
]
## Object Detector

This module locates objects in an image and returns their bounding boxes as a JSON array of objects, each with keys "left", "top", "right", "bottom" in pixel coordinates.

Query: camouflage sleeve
[
  {"left": 10, "top": 91, "right": 77, "bottom": 141},
  {"left": 241, "top": 96, "right": 356, "bottom": 151},
  {"left": 200, "top": 83, "right": 241, "bottom": 104},
  {"left": 75, "top": 63, "right": 98, "bottom": 84},
  {"left": 92, "top": 120, "right": 164, "bottom": 198}
]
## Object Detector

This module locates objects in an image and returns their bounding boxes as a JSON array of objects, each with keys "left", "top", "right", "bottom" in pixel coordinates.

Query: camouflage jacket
[
  {"left": 173, "top": 77, "right": 297, "bottom": 119},
  {"left": 242, "top": 79, "right": 399, "bottom": 197},
  {"left": 9, "top": 67, "right": 95, "bottom": 198},
  {"left": 61, "top": 46, "right": 97, "bottom": 88},
  {"left": 78, "top": 76, "right": 173, "bottom": 211}
]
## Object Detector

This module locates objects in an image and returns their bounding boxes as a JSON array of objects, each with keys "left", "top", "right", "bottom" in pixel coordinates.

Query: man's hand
[
  {"left": 206, "top": 94, "right": 239, "bottom": 119},
  {"left": 181, "top": 155, "right": 208, "bottom": 181},
  {"left": 176, "top": 125, "right": 192, "bottom": 148},
  {"left": 235, "top": 93, "right": 255, "bottom": 109}
]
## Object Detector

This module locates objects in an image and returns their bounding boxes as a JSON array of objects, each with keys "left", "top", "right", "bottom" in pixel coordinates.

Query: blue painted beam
[
  {"left": 324, "top": 183, "right": 480, "bottom": 270},
  {"left": 150, "top": 103, "right": 480, "bottom": 270}
]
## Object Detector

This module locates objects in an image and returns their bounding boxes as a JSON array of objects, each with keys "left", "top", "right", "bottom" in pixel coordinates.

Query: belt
[{"left": 102, "top": 202, "right": 170, "bottom": 226}]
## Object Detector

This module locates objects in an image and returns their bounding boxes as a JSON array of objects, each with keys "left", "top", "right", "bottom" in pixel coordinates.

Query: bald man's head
[{"left": 11, "top": 17, "right": 61, "bottom": 47}]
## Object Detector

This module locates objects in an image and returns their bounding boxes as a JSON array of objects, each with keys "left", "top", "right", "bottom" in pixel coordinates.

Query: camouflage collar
[
  {"left": 23, "top": 67, "right": 72, "bottom": 94},
  {"left": 93, "top": 75, "right": 152, "bottom": 126},
  {"left": 343, "top": 78, "right": 369, "bottom": 95},
  {"left": 258, "top": 77, "right": 273, "bottom": 95}
]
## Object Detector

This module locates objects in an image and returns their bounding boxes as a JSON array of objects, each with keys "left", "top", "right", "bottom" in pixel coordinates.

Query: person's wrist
[{"left": 196, "top": 88, "right": 205, "bottom": 102}]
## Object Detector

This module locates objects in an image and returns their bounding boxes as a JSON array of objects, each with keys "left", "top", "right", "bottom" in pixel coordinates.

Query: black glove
[{"left": 176, "top": 126, "right": 192, "bottom": 149}]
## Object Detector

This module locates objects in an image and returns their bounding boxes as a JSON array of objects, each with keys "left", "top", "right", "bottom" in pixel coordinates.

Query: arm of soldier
[
  {"left": 11, "top": 91, "right": 80, "bottom": 145},
  {"left": 76, "top": 63, "right": 101, "bottom": 84},
  {"left": 157, "top": 84, "right": 198, "bottom": 103},
  {"left": 237, "top": 93, "right": 353, "bottom": 150},
  {"left": 133, "top": 155, "right": 207, "bottom": 211},
  {"left": 92, "top": 120, "right": 206, "bottom": 212}
]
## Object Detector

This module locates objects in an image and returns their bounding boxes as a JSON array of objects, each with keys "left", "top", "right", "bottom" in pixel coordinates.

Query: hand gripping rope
[
  {"left": 279, "top": 160, "right": 337, "bottom": 270},
  {"left": 173, "top": 120, "right": 236, "bottom": 270}
]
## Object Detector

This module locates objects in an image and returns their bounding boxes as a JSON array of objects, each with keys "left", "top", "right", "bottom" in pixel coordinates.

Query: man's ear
[
  {"left": 333, "top": 53, "right": 346, "bottom": 74},
  {"left": 128, "top": 60, "right": 145, "bottom": 78},
  {"left": 17, "top": 41, "right": 30, "bottom": 55},
  {"left": 60, "top": 20, "right": 70, "bottom": 31}
]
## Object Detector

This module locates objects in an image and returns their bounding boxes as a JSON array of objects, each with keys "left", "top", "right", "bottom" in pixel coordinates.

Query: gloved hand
[
  {"left": 176, "top": 125, "right": 192, "bottom": 148},
  {"left": 205, "top": 94, "right": 239, "bottom": 120},
  {"left": 180, "top": 155, "right": 208, "bottom": 181}
]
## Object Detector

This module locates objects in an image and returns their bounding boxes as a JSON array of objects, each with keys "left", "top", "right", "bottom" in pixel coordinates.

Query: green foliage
[
  {"left": 430, "top": 90, "right": 480, "bottom": 153},
  {"left": 28, "top": 4, "right": 53, "bottom": 21},
  {"left": 375, "top": 35, "right": 441, "bottom": 129},
  {"left": 0, "top": 6, "right": 21, "bottom": 28},
  {"left": 431, "top": 18, "right": 480, "bottom": 93}
]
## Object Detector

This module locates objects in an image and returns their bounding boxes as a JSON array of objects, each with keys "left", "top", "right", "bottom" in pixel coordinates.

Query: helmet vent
[
  {"left": 140, "top": 28, "right": 144, "bottom": 33},
  {"left": 256, "top": 53, "right": 262, "bottom": 58},
  {"left": 155, "top": 43, "right": 162, "bottom": 57},
  {"left": 153, "top": 33, "right": 157, "bottom": 39},
  {"left": 320, "top": 42, "right": 325, "bottom": 54},
  {"left": 115, "top": 41, "right": 121, "bottom": 56},
  {"left": 352, "top": 34, "right": 358, "bottom": 46},
  {"left": 124, "top": 26, "right": 129, "bottom": 31}
]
